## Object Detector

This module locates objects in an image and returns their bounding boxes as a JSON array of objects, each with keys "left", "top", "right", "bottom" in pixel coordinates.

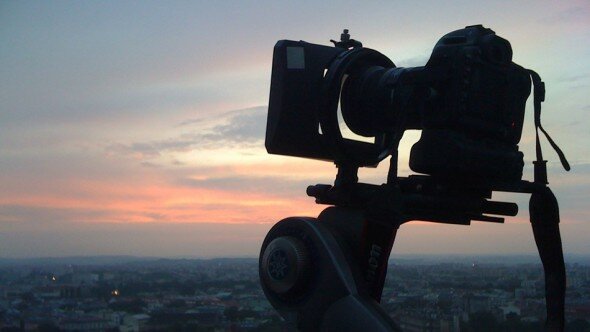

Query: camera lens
[
  {"left": 341, "top": 66, "right": 422, "bottom": 137},
  {"left": 341, "top": 65, "right": 392, "bottom": 137}
]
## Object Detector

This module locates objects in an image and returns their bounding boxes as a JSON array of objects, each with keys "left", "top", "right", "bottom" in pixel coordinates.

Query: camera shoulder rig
[{"left": 260, "top": 26, "right": 571, "bottom": 331}]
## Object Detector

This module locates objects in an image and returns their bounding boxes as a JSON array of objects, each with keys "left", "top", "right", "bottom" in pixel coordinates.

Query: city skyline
[{"left": 1, "top": 1, "right": 589, "bottom": 258}]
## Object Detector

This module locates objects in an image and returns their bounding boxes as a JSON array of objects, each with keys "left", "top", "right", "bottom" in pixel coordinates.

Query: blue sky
[{"left": 1, "top": 1, "right": 589, "bottom": 258}]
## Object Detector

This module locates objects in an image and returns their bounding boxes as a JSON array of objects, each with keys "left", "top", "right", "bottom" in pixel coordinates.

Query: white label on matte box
[{"left": 286, "top": 47, "right": 305, "bottom": 69}]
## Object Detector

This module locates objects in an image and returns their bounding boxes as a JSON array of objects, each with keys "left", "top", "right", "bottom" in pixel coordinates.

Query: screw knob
[{"left": 261, "top": 236, "right": 310, "bottom": 294}]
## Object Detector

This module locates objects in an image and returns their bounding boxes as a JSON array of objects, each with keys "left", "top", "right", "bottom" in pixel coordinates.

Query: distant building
[
  {"left": 35, "top": 286, "right": 60, "bottom": 299},
  {"left": 61, "top": 285, "right": 83, "bottom": 298},
  {"left": 395, "top": 311, "right": 459, "bottom": 332},
  {"left": 120, "top": 313, "right": 150, "bottom": 332},
  {"left": 72, "top": 272, "right": 99, "bottom": 285},
  {"left": 60, "top": 315, "right": 112, "bottom": 331},
  {"left": 193, "top": 305, "right": 224, "bottom": 326},
  {"left": 463, "top": 294, "right": 489, "bottom": 314}
]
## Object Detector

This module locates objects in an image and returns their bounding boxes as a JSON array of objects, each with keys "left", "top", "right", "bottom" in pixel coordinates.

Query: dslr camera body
[
  {"left": 260, "top": 25, "right": 569, "bottom": 331},
  {"left": 267, "top": 25, "right": 530, "bottom": 181}
]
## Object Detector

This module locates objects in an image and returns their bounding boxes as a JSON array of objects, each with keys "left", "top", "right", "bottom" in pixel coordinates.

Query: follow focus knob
[{"left": 261, "top": 236, "right": 311, "bottom": 294}]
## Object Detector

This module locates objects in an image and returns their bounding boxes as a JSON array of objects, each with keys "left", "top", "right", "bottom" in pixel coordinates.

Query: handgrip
[{"left": 529, "top": 188, "right": 565, "bottom": 332}]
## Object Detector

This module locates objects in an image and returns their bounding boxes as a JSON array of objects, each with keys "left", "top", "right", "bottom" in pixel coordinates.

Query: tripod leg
[{"left": 529, "top": 187, "right": 566, "bottom": 332}]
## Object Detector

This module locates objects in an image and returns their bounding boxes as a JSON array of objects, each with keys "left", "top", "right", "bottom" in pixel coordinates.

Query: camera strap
[
  {"left": 529, "top": 70, "right": 570, "bottom": 183},
  {"left": 528, "top": 70, "right": 569, "bottom": 331}
]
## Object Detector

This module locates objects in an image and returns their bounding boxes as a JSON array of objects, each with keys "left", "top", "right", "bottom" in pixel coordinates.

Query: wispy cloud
[
  {"left": 106, "top": 106, "right": 267, "bottom": 161},
  {"left": 199, "top": 106, "right": 266, "bottom": 144},
  {"left": 176, "top": 175, "right": 312, "bottom": 198}
]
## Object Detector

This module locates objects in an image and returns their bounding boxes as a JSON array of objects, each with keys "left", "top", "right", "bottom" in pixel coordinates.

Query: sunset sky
[{"left": 1, "top": 1, "right": 589, "bottom": 258}]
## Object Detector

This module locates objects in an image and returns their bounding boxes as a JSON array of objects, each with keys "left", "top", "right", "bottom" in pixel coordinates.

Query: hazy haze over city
[{"left": 1, "top": 1, "right": 589, "bottom": 258}]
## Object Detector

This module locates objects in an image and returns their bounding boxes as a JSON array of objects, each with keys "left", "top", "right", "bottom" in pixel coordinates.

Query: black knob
[{"left": 261, "top": 236, "right": 310, "bottom": 294}]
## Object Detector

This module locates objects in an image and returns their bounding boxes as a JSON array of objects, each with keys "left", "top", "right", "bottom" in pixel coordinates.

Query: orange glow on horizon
[{"left": 0, "top": 171, "right": 324, "bottom": 225}]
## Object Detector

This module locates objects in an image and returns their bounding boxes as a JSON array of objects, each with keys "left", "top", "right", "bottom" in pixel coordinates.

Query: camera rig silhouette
[{"left": 259, "top": 25, "right": 570, "bottom": 331}]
